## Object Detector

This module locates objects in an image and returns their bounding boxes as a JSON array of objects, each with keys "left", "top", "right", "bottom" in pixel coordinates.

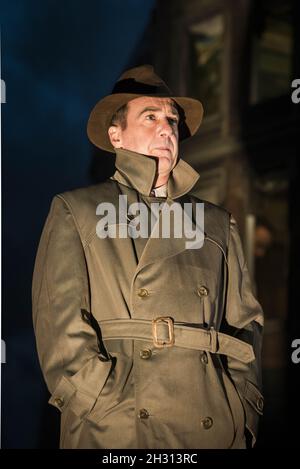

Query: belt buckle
[{"left": 152, "top": 317, "right": 175, "bottom": 348}]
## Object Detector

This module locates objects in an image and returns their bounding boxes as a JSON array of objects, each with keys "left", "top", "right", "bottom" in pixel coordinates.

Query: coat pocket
[{"left": 84, "top": 351, "right": 134, "bottom": 425}]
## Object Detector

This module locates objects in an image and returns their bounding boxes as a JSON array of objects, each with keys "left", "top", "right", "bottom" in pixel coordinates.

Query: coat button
[
  {"left": 138, "top": 409, "right": 150, "bottom": 419},
  {"left": 200, "top": 351, "right": 208, "bottom": 365},
  {"left": 201, "top": 417, "right": 213, "bottom": 429},
  {"left": 138, "top": 288, "right": 149, "bottom": 298},
  {"left": 54, "top": 397, "right": 64, "bottom": 408},
  {"left": 197, "top": 286, "right": 209, "bottom": 297},
  {"left": 140, "top": 349, "right": 152, "bottom": 359},
  {"left": 257, "top": 397, "right": 264, "bottom": 412}
]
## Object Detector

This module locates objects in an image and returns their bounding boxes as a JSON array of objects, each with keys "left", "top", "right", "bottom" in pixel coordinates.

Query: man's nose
[{"left": 158, "top": 118, "right": 173, "bottom": 137}]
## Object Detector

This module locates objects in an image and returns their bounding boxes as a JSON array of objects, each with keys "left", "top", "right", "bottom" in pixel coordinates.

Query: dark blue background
[{"left": 1, "top": 0, "right": 155, "bottom": 448}]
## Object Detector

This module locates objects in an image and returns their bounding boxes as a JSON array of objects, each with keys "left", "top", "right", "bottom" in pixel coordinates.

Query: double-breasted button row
[
  {"left": 138, "top": 288, "right": 149, "bottom": 298},
  {"left": 138, "top": 286, "right": 209, "bottom": 298},
  {"left": 197, "top": 286, "right": 209, "bottom": 297}
]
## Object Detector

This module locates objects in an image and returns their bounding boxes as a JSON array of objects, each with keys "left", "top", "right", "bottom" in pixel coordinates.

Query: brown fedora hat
[{"left": 87, "top": 64, "right": 204, "bottom": 153}]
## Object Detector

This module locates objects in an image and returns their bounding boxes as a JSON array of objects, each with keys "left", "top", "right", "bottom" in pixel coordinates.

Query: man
[{"left": 32, "top": 65, "right": 264, "bottom": 449}]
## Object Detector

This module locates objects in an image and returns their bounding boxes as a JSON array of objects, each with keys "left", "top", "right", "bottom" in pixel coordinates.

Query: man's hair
[{"left": 110, "top": 103, "right": 128, "bottom": 130}]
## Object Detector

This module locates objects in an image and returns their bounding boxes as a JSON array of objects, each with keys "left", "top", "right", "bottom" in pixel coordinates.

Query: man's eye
[
  {"left": 169, "top": 118, "right": 179, "bottom": 126},
  {"left": 146, "top": 114, "right": 156, "bottom": 120}
]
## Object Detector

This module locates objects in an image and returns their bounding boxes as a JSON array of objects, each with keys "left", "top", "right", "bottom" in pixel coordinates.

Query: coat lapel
[
  {"left": 107, "top": 147, "right": 203, "bottom": 275},
  {"left": 134, "top": 195, "right": 205, "bottom": 276}
]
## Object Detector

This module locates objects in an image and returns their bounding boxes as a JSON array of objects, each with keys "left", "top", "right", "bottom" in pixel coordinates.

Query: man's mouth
[{"left": 154, "top": 147, "right": 171, "bottom": 153}]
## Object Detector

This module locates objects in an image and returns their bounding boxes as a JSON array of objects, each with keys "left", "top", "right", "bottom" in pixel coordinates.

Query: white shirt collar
[{"left": 151, "top": 184, "right": 168, "bottom": 197}]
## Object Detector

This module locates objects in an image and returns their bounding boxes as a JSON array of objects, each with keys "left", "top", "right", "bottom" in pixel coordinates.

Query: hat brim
[{"left": 87, "top": 93, "right": 204, "bottom": 153}]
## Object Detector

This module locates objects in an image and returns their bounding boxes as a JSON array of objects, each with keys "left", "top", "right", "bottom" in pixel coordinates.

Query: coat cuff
[
  {"left": 49, "top": 357, "right": 113, "bottom": 419},
  {"left": 242, "top": 380, "right": 264, "bottom": 447}
]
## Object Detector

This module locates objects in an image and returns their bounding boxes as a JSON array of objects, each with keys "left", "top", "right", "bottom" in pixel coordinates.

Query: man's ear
[{"left": 108, "top": 125, "right": 123, "bottom": 148}]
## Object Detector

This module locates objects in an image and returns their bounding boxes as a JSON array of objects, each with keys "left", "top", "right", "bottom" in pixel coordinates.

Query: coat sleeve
[
  {"left": 224, "top": 216, "right": 264, "bottom": 447},
  {"left": 32, "top": 195, "right": 113, "bottom": 418}
]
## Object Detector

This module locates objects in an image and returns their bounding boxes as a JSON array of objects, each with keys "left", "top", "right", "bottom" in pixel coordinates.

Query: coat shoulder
[
  {"left": 188, "top": 191, "right": 231, "bottom": 219},
  {"left": 57, "top": 178, "right": 118, "bottom": 207},
  {"left": 188, "top": 191, "right": 232, "bottom": 249},
  {"left": 54, "top": 178, "right": 120, "bottom": 242}
]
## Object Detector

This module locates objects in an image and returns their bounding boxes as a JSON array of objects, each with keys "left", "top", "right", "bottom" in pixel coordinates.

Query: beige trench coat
[{"left": 32, "top": 148, "right": 264, "bottom": 449}]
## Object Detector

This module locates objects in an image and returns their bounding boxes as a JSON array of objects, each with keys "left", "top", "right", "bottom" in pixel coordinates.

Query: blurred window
[
  {"left": 188, "top": 14, "right": 224, "bottom": 117},
  {"left": 250, "top": 0, "right": 293, "bottom": 104}
]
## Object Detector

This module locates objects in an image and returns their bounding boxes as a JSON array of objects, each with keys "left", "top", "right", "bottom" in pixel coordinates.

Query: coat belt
[{"left": 97, "top": 317, "right": 255, "bottom": 364}]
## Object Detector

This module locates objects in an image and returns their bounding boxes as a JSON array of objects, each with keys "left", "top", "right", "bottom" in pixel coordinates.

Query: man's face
[{"left": 108, "top": 96, "right": 179, "bottom": 179}]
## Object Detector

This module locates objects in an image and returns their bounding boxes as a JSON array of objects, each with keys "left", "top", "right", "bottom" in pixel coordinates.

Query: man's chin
[
  {"left": 157, "top": 159, "right": 173, "bottom": 175},
  {"left": 151, "top": 148, "right": 172, "bottom": 158}
]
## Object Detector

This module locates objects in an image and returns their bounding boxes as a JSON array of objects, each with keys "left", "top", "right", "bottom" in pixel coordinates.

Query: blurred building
[{"left": 146, "top": 0, "right": 299, "bottom": 447}]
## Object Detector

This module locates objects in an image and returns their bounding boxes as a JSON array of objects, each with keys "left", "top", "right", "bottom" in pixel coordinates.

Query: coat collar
[{"left": 110, "top": 147, "right": 200, "bottom": 199}]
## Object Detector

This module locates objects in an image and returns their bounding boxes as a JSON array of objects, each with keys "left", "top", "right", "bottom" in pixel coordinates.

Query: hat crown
[
  {"left": 111, "top": 64, "right": 172, "bottom": 96},
  {"left": 118, "top": 65, "right": 163, "bottom": 85}
]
